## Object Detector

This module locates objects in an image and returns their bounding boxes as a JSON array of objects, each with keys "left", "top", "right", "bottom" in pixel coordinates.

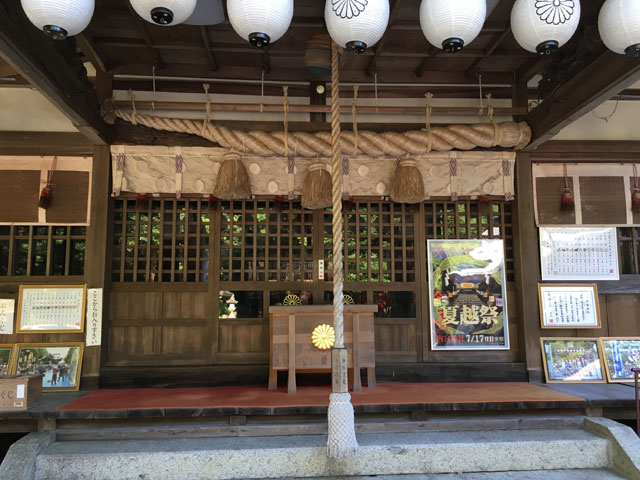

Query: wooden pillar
[
  {"left": 513, "top": 152, "right": 543, "bottom": 382},
  {"left": 81, "top": 145, "right": 111, "bottom": 389}
]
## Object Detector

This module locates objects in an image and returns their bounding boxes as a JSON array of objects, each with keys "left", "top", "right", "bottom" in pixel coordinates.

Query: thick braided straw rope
[{"left": 111, "top": 109, "right": 531, "bottom": 156}]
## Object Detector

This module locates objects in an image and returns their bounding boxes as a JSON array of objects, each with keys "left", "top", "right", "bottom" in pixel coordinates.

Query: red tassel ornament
[
  {"left": 39, "top": 157, "right": 57, "bottom": 210},
  {"left": 136, "top": 193, "right": 149, "bottom": 211},
  {"left": 632, "top": 166, "right": 640, "bottom": 213},
  {"left": 560, "top": 164, "right": 574, "bottom": 212}
]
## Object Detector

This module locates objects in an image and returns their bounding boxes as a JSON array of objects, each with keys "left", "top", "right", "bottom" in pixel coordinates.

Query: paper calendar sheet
[
  {"left": 539, "top": 227, "right": 619, "bottom": 281},
  {"left": 538, "top": 284, "right": 600, "bottom": 328},
  {"left": 17, "top": 285, "right": 86, "bottom": 333}
]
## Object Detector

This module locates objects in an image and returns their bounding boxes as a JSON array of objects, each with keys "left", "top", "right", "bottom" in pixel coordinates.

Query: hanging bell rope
[
  {"left": 485, "top": 94, "right": 501, "bottom": 146},
  {"left": 326, "top": 40, "right": 358, "bottom": 461},
  {"left": 283, "top": 85, "right": 290, "bottom": 157},
  {"left": 201, "top": 83, "right": 212, "bottom": 136},
  {"left": 424, "top": 92, "right": 434, "bottom": 152},
  {"left": 352, "top": 84, "right": 359, "bottom": 155},
  {"left": 128, "top": 89, "right": 137, "bottom": 126}
]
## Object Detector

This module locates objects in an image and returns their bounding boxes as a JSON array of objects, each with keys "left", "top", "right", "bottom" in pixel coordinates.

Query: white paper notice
[
  {"left": 86, "top": 288, "right": 103, "bottom": 347},
  {"left": 16, "top": 385, "right": 25, "bottom": 399},
  {"left": 0, "top": 299, "right": 15, "bottom": 335}
]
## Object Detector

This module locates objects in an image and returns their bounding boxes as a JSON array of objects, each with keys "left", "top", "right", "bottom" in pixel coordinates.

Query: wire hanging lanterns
[
  {"left": 419, "top": 0, "right": 486, "bottom": 53},
  {"left": 325, "top": 0, "right": 390, "bottom": 54},
  {"left": 228, "top": 0, "right": 294, "bottom": 48},
  {"left": 599, "top": 0, "right": 640, "bottom": 58},
  {"left": 511, "top": 0, "right": 581, "bottom": 55},
  {"left": 20, "top": 0, "right": 95, "bottom": 40},
  {"left": 129, "top": 0, "right": 197, "bottom": 26}
]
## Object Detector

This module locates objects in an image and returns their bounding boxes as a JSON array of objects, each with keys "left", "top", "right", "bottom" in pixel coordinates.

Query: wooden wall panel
[
  {"left": 604, "top": 294, "right": 640, "bottom": 337},
  {"left": 218, "top": 323, "right": 267, "bottom": 354}
]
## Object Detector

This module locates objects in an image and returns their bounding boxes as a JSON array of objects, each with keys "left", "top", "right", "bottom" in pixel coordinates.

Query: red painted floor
[{"left": 58, "top": 382, "right": 582, "bottom": 411}]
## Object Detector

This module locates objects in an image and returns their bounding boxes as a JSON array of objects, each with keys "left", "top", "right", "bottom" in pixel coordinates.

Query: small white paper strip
[
  {"left": 16, "top": 385, "right": 25, "bottom": 399},
  {"left": 0, "top": 299, "right": 15, "bottom": 335},
  {"left": 86, "top": 288, "right": 103, "bottom": 346}
]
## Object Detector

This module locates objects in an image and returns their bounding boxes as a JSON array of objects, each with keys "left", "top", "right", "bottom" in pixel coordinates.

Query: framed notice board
[
  {"left": 538, "top": 284, "right": 601, "bottom": 329},
  {"left": 17, "top": 285, "right": 86, "bottom": 333}
]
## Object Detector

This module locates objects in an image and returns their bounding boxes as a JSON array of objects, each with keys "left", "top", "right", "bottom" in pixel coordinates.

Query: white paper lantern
[
  {"left": 599, "top": 0, "right": 640, "bottom": 57},
  {"left": 419, "top": 0, "right": 486, "bottom": 53},
  {"left": 20, "top": 0, "right": 94, "bottom": 39},
  {"left": 228, "top": 0, "right": 294, "bottom": 47},
  {"left": 129, "top": 0, "right": 197, "bottom": 26},
  {"left": 325, "top": 0, "right": 390, "bottom": 54},
  {"left": 511, "top": 0, "right": 581, "bottom": 55}
]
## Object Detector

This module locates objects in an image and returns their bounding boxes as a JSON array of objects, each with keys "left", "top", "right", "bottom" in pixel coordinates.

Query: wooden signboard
[
  {"left": 0, "top": 375, "right": 42, "bottom": 411},
  {"left": 269, "top": 305, "right": 377, "bottom": 394}
]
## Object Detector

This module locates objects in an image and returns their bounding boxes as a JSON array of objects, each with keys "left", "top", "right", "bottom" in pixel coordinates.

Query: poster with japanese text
[
  {"left": 539, "top": 227, "right": 619, "bottom": 281},
  {"left": 428, "top": 239, "right": 509, "bottom": 350},
  {"left": 0, "top": 299, "right": 15, "bottom": 335},
  {"left": 17, "top": 285, "right": 86, "bottom": 333},
  {"left": 85, "top": 288, "right": 103, "bottom": 347},
  {"left": 538, "top": 284, "right": 600, "bottom": 329}
]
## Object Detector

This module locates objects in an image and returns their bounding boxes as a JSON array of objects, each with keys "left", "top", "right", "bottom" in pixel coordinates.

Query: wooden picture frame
[
  {"left": 599, "top": 338, "right": 640, "bottom": 383},
  {"left": 0, "top": 344, "right": 15, "bottom": 376},
  {"left": 540, "top": 337, "right": 606, "bottom": 383},
  {"left": 538, "top": 284, "right": 601, "bottom": 329},
  {"left": 10, "top": 343, "right": 84, "bottom": 391},
  {"left": 17, "top": 285, "right": 86, "bottom": 333}
]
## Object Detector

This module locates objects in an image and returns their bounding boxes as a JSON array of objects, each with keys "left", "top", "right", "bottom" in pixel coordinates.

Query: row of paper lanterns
[{"left": 19, "top": 0, "right": 640, "bottom": 58}]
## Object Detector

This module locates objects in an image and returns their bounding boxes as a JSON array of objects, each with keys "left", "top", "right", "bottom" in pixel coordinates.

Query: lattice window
[
  {"left": 323, "top": 201, "right": 416, "bottom": 283},
  {"left": 219, "top": 200, "right": 314, "bottom": 282},
  {"left": 0, "top": 225, "right": 86, "bottom": 277},
  {"left": 111, "top": 198, "right": 210, "bottom": 282},
  {"left": 424, "top": 200, "right": 514, "bottom": 281},
  {"left": 618, "top": 227, "right": 640, "bottom": 274}
]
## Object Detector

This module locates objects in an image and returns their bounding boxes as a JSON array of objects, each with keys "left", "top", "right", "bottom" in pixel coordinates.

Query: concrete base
[
  {"left": 35, "top": 429, "right": 610, "bottom": 480},
  {"left": 285, "top": 472, "right": 626, "bottom": 480},
  {"left": 0, "top": 432, "right": 53, "bottom": 480}
]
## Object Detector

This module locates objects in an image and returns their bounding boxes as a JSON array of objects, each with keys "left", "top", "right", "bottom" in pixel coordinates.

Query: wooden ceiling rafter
[
  {"left": 125, "top": 2, "right": 165, "bottom": 69},
  {"left": 525, "top": 51, "right": 640, "bottom": 150},
  {"left": 77, "top": 33, "right": 109, "bottom": 73},
  {"left": 366, "top": 0, "right": 404, "bottom": 77},
  {"left": 199, "top": 26, "right": 218, "bottom": 72},
  {"left": 466, "top": 27, "right": 512, "bottom": 77}
]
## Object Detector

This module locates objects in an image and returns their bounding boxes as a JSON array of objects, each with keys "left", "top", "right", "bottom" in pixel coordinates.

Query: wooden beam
[
  {"left": 126, "top": 3, "right": 165, "bottom": 69},
  {"left": 525, "top": 52, "right": 640, "bottom": 150},
  {"left": 0, "top": 3, "right": 106, "bottom": 145},
  {"left": 466, "top": 27, "right": 512, "bottom": 77},
  {"left": 77, "top": 33, "right": 108, "bottom": 73},
  {"left": 512, "top": 152, "right": 543, "bottom": 383},
  {"left": 199, "top": 26, "right": 218, "bottom": 72},
  {"left": 0, "top": 132, "right": 93, "bottom": 155},
  {"left": 366, "top": 0, "right": 403, "bottom": 77},
  {"left": 415, "top": 48, "right": 439, "bottom": 78}
]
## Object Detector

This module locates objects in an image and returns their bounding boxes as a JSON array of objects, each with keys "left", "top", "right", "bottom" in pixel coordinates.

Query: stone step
[
  {"left": 35, "top": 428, "right": 611, "bottom": 480},
  {"left": 284, "top": 471, "right": 627, "bottom": 480},
  {"left": 54, "top": 416, "right": 585, "bottom": 442}
]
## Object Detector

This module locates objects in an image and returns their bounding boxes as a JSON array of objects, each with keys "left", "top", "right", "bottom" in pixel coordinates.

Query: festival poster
[{"left": 428, "top": 239, "right": 509, "bottom": 350}]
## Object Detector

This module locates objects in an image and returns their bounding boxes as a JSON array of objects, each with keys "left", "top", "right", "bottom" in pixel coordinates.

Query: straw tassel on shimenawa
[
  {"left": 213, "top": 152, "right": 251, "bottom": 200},
  {"left": 301, "top": 163, "right": 332, "bottom": 210},
  {"left": 391, "top": 158, "right": 425, "bottom": 204}
]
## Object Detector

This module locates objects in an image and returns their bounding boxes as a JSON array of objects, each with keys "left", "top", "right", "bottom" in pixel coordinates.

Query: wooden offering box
[
  {"left": 269, "top": 305, "right": 377, "bottom": 394},
  {"left": 0, "top": 375, "right": 42, "bottom": 411}
]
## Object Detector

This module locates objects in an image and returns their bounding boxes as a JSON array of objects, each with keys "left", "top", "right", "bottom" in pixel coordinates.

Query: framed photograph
[
  {"left": 11, "top": 343, "right": 84, "bottom": 391},
  {"left": 427, "top": 239, "right": 509, "bottom": 350},
  {"left": 538, "top": 284, "right": 601, "bottom": 329},
  {"left": 600, "top": 338, "right": 640, "bottom": 383},
  {"left": 540, "top": 338, "right": 605, "bottom": 383},
  {"left": 0, "top": 344, "right": 15, "bottom": 376},
  {"left": 17, "top": 285, "right": 86, "bottom": 333},
  {"left": 539, "top": 227, "right": 619, "bottom": 281}
]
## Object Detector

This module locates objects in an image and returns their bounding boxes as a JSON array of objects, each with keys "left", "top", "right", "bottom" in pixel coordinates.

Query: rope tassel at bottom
[{"left": 327, "top": 392, "right": 359, "bottom": 459}]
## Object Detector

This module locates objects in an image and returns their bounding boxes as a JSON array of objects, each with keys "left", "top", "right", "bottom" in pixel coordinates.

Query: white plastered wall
[{"left": 0, "top": 87, "right": 77, "bottom": 132}]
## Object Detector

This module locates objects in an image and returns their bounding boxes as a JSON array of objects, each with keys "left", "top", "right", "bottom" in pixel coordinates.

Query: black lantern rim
[
  {"left": 442, "top": 38, "right": 464, "bottom": 53},
  {"left": 346, "top": 41, "right": 367, "bottom": 54},
  {"left": 625, "top": 44, "right": 640, "bottom": 58},
  {"left": 151, "top": 7, "right": 174, "bottom": 25},
  {"left": 249, "top": 32, "right": 271, "bottom": 48},
  {"left": 43, "top": 25, "right": 67, "bottom": 40},
  {"left": 536, "top": 40, "right": 559, "bottom": 55}
]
